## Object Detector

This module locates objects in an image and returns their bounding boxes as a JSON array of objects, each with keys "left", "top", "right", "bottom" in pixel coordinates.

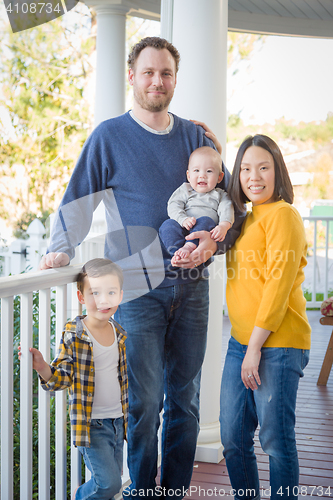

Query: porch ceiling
[
  {"left": 228, "top": 0, "right": 333, "bottom": 38},
  {"left": 126, "top": 0, "right": 333, "bottom": 38}
]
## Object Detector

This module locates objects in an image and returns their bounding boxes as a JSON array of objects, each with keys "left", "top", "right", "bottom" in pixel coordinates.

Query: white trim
[
  {"left": 160, "top": 0, "right": 174, "bottom": 41},
  {"left": 229, "top": 9, "right": 333, "bottom": 38}
]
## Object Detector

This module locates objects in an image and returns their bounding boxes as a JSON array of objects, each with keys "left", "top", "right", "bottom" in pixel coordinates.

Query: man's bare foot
[{"left": 171, "top": 242, "right": 196, "bottom": 266}]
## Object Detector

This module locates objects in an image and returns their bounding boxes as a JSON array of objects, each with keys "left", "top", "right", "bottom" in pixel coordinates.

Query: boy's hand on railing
[
  {"left": 39, "top": 252, "right": 70, "bottom": 270},
  {"left": 18, "top": 344, "right": 52, "bottom": 382}
]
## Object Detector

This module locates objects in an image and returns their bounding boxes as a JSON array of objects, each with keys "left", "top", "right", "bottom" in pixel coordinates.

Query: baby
[{"left": 159, "top": 146, "right": 234, "bottom": 267}]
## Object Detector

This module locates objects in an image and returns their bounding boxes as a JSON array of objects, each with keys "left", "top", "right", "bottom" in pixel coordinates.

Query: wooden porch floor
[{"left": 189, "top": 310, "right": 333, "bottom": 498}]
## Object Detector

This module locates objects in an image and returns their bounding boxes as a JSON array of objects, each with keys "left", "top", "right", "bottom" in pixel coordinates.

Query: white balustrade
[
  {"left": 39, "top": 288, "right": 51, "bottom": 500},
  {"left": 1, "top": 296, "right": 14, "bottom": 500},
  {"left": 302, "top": 216, "right": 333, "bottom": 308},
  {"left": 0, "top": 266, "right": 86, "bottom": 499},
  {"left": 0, "top": 265, "right": 131, "bottom": 499}
]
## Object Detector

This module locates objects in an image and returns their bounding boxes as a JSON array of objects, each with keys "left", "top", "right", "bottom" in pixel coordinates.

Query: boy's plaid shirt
[{"left": 40, "top": 315, "right": 128, "bottom": 447}]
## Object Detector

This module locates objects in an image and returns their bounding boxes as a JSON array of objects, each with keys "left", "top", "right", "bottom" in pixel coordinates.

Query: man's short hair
[
  {"left": 77, "top": 258, "right": 124, "bottom": 293},
  {"left": 127, "top": 36, "right": 180, "bottom": 73}
]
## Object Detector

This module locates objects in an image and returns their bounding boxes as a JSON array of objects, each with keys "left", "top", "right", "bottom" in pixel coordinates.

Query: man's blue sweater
[{"left": 48, "top": 112, "right": 243, "bottom": 298}]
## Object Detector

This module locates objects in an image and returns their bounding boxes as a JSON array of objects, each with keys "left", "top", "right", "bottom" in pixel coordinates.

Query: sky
[{"left": 227, "top": 35, "right": 333, "bottom": 125}]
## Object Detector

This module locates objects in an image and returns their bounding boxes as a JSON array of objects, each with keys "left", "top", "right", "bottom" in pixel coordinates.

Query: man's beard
[{"left": 133, "top": 84, "right": 174, "bottom": 112}]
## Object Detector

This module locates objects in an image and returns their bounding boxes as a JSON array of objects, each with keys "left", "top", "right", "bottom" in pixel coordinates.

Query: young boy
[
  {"left": 159, "top": 146, "right": 234, "bottom": 266},
  {"left": 24, "top": 258, "right": 128, "bottom": 500}
]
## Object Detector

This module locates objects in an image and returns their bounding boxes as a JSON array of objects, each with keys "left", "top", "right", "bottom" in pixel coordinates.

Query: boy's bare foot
[{"left": 171, "top": 242, "right": 196, "bottom": 266}]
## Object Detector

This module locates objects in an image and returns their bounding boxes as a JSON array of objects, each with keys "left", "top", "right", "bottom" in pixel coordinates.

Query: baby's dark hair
[{"left": 77, "top": 258, "right": 123, "bottom": 293}]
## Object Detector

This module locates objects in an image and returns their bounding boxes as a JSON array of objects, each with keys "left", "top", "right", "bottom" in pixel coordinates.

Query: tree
[
  {"left": 0, "top": 5, "right": 94, "bottom": 231},
  {"left": 228, "top": 32, "right": 265, "bottom": 73},
  {"left": 310, "top": 153, "right": 333, "bottom": 200}
]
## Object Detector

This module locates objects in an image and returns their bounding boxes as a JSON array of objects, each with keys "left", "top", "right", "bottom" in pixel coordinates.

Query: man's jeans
[
  {"left": 115, "top": 279, "right": 209, "bottom": 499},
  {"left": 76, "top": 417, "right": 124, "bottom": 500},
  {"left": 220, "top": 337, "right": 309, "bottom": 500}
]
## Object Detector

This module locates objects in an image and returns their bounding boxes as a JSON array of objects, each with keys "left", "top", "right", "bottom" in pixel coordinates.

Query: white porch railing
[
  {"left": 1, "top": 215, "right": 332, "bottom": 499},
  {"left": 0, "top": 266, "right": 131, "bottom": 500},
  {"left": 302, "top": 216, "right": 333, "bottom": 308}
]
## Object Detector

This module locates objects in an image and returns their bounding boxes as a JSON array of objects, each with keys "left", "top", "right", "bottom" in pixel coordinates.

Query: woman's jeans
[
  {"left": 115, "top": 279, "right": 209, "bottom": 499},
  {"left": 220, "top": 337, "right": 309, "bottom": 500},
  {"left": 76, "top": 417, "right": 124, "bottom": 500}
]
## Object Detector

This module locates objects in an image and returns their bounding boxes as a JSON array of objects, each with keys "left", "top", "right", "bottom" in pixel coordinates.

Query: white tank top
[{"left": 84, "top": 321, "right": 123, "bottom": 420}]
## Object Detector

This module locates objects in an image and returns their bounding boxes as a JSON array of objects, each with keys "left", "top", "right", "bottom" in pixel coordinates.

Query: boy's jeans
[
  {"left": 115, "top": 278, "right": 209, "bottom": 499},
  {"left": 220, "top": 337, "right": 309, "bottom": 500},
  {"left": 76, "top": 417, "right": 124, "bottom": 500}
]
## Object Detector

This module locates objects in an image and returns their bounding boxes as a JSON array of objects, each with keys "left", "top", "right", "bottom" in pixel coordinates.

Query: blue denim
[
  {"left": 114, "top": 279, "right": 209, "bottom": 499},
  {"left": 76, "top": 417, "right": 124, "bottom": 500},
  {"left": 159, "top": 216, "right": 216, "bottom": 255},
  {"left": 220, "top": 337, "right": 309, "bottom": 500}
]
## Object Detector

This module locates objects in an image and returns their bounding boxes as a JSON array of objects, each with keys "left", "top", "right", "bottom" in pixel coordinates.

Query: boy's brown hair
[{"left": 77, "top": 258, "right": 124, "bottom": 293}]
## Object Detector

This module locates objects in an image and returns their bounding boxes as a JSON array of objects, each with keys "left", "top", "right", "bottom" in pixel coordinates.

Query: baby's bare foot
[{"left": 171, "top": 243, "right": 196, "bottom": 266}]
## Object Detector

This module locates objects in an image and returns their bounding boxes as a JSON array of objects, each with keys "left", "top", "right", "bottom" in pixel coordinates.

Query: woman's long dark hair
[{"left": 228, "top": 135, "right": 294, "bottom": 212}]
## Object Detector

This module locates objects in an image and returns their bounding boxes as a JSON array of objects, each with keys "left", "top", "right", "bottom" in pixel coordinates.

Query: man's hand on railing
[{"left": 39, "top": 252, "right": 70, "bottom": 270}]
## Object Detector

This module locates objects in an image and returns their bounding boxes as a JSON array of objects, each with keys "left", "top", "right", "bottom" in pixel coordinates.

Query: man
[{"left": 40, "top": 37, "right": 244, "bottom": 499}]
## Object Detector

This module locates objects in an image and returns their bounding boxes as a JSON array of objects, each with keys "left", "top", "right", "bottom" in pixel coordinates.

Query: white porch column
[
  {"left": 93, "top": 4, "right": 129, "bottom": 126},
  {"left": 170, "top": 0, "right": 228, "bottom": 162},
  {"left": 169, "top": 0, "right": 228, "bottom": 463}
]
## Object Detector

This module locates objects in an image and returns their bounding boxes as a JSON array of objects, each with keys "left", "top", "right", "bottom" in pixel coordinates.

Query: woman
[{"left": 220, "top": 135, "right": 311, "bottom": 500}]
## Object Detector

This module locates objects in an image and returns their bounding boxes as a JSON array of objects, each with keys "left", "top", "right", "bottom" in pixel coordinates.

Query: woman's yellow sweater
[{"left": 226, "top": 200, "right": 311, "bottom": 349}]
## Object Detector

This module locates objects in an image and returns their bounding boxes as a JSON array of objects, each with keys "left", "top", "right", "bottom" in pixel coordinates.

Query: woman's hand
[
  {"left": 241, "top": 347, "right": 261, "bottom": 390},
  {"left": 190, "top": 120, "right": 222, "bottom": 155},
  {"left": 241, "top": 325, "right": 271, "bottom": 390}
]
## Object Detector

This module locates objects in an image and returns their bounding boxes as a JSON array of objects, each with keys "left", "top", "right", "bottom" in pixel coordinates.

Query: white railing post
[
  {"left": 70, "top": 282, "right": 82, "bottom": 497},
  {"left": 56, "top": 285, "right": 68, "bottom": 500},
  {"left": 313, "top": 221, "right": 317, "bottom": 304},
  {"left": 325, "top": 220, "right": 330, "bottom": 300},
  {"left": 20, "top": 292, "right": 33, "bottom": 500},
  {"left": 1, "top": 296, "right": 14, "bottom": 500},
  {"left": 39, "top": 288, "right": 51, "bottom": 500}
]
